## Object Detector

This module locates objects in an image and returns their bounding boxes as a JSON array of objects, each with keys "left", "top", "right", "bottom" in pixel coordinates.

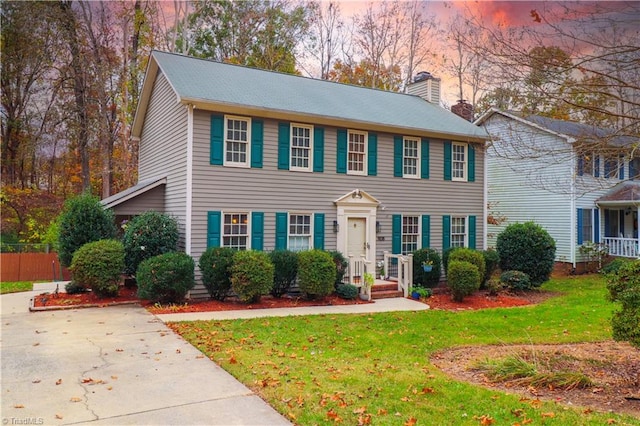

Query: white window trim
[
  {"left": 223, "top": 115, "right": 252, "bottom": 168},
  {"left": 581, "top": 208, "right": 594, "bottom": 243},
  {"left": 221, "top": 211, "right": 251, "bottom": 250},
  {"left": 290, "top": 123, "right": 314, "bottom": 172},
  {"left": 452, "top": 142, "right": 467, "bottom": 182},
  {"left": 401, "top": 214, "right": 422, "bottom": 255},
  {"left": 402, "top": 137, "right": 420, "bottom": 179},
  {"left": 450, "top": 215, "right": 468, "bottom": 248},
  {"left": 347, "top": 130, "right": 368, "bottom": 176},
  {"left": 288, "top": 212, "right": 314, "bottom": 251}
]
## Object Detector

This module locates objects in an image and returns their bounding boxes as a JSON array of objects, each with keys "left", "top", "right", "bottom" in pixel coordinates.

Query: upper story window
[
  {"left": 630, "top": 156, "right": 640, "bottom": 180},
  {"left": 224, "top": 116, "right": 251, "bottom": 167},
  {"left": 604, "top": 155, "right": 620, "bottom": 179},
  {"left": 289, "top": 214, "right": 312, "bottom": 251},
  {"left": 402, "top": 216, "right": 420, "bottom": 255},
  {"left": 403, "top": 137, "right": 420, "bottom": 178},
  {"left": 348, "top": 130, "right": 367, "bottom": 175},
  {"left": 290, "top": 124, "right": 313, "bottom": 171},
  {"left": 223, "top": 213, "right": 249, "bottom": 250},
  {"left": 450, "top": 216, "right": 467, "bottom": 248},
  {"left": 452, "top": 143, "right": 467, "bottom": 181},
  {"left": 580, "top": 152, "right": 596, "bottom": 176}
]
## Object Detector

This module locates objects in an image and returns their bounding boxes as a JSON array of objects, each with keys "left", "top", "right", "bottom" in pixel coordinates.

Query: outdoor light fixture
[
  {"left": 376, "top": 221, "right": 381, "bottom": 234},
  {"left": 333, "top": 220, "right": 339, "bottom": 233}
]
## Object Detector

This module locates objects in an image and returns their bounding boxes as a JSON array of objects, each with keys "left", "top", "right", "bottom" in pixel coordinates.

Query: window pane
[
  {"left": 289, "top": 214, "right": 311, "bottom": 252},
  {"left": 402, "top": 216, "right": 419, "bottom": 255},
  {"left": 403, "top": 138, "right": 419, "bottom": 176},
  {"left": 225, "top": 118, "right": 249, "bottom": 164},
  {"left": 223, "top": 213, "right": 248, "bottom": 250},
  {"left": 451, "top": 217, "right": 466, "bottom": 248},
  {"left": 582, "top": 209, "right": 593, "bottom": 243},
  {"left": 452, "top": 144, "right": 466, "bottom": 179},
  {"left": 348, "top": 132, "right": 366, "bottom": 173},
  {"left": 291, "top": 125, "right": 311, "bottom": 169}
]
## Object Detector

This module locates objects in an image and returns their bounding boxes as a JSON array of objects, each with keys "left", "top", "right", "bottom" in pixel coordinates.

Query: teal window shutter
[
  {"left": 210, "top": 115, "right": 224, "bottom": 165},
  {"left": 619, "top": 155, "right": 625, "bottom": 180},
  {"left": 594, "top": 156, "right": 600, "bottom": 177},
  {"left": 577, "top": 155, "right": 584, "bottom": 176},
  {"left": 444, "top": 142, "right": 452, "bottom": 181},
  {"left": 594, "top": 209, "right": 600, "bottom": 243},
  {"left": 421, "top": 138, "right": 430, "bottom": 179},
  {"left": 392, "top": 214, "right": 401, "bottom": 254},
  {"left": 442, "top": 215, "right": 451, "bottom": 250},
  {"left": 275, "top": 212, "right": 287, "bottom": 250},
  {"left": 278, "top": 123, "right": 290, "bottom": 170},
  {"left": 251, "top": 212, "right": 264, "bottom": 250},
  {"left": 368, "top": 133, "right": 377, "bottom": 176},
  {"left": 314, "top": 213, "right": 325, "bottom": 250},
  {"left": 468, "top": 144, "right": 475, "bottom": 182},
  {"left": 313, "top": 127, "right": 324, "bottom": 172},
  {"left": 421, "top": 215, "right": 431, "bottom": 248},
  {"left": 577, "top": 208, "right": 584, "bottom": 245},
  {"left": 251, "top": 119, "right": 263, "bottom": 168},
  {"left": 394, "top": 136, "right": 403, "bottom": 177},
  {"left": 207, "top": 211, "right": 221, "bottom": 248},
  {"left": 468, "top": 216, "right": 476, "bottom": 249},
  {"left": 336, "top": 129, "right": 347, "bottom": 174}
]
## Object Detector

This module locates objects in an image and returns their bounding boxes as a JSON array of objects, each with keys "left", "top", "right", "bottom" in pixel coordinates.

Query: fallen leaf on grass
[
  {"left": 377, "top": 409, "right": 388, "bottom": 415},
  {"left": 14, "top": 404, "right": 24, "bottom": 408},
  {"left": 55, "top": 379, "right": 62, "bottom": 385},
  {"left": 541, "top": 412, "right": 555, "bottom": 418},
  {"left": 404, "top": 417, "right": 417, "bottom": 426},
  {"left": 606, "top": 420, "right": 616, "bottom": 425},
  {"left": 327, "top": 408, "right": 342, "bottom": 422},
  {"left": 420, "top": 387, "right": 434, "bottom": 394}
]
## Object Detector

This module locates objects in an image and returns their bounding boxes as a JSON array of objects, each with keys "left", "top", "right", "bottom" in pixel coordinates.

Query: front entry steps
[{"left": 370, "top": 282, "right": 403, "bottom": 299}]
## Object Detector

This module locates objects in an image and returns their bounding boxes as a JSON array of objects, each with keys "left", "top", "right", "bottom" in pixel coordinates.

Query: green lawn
[
  {"left": 0, "top": 281, "right": 34, "bottom": 294},
  {"left": 170, "top": 275, "right": 638, "bottom": 425}
]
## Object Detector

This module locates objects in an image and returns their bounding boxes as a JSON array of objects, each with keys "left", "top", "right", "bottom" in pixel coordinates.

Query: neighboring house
[
  {"left": 102, "top": 51, "right": 489, "bottom": 297},
  {"left": 477, "top": 108, "right": 640, "bottom": 270}
]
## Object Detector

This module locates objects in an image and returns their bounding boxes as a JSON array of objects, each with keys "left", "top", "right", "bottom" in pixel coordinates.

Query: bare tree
[{"left": 304, "top": 1, "right": 344, "bottom": 79}]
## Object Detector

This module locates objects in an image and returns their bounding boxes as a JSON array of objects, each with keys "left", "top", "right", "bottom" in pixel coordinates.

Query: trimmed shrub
[
  {"left": 70, "top": 240, "right": 124, "bottom": 298},
  {"left": 496, "top": 222, "right": 556, "bottom": 287},
  {"left": 270, "top": 250, "right": 298, "bottom": 297},
  {"left": 601, "top": 257, "right": 632, "bottom": 275},
  {"left": 123, "top": 211, "right": 179, "bottom": 275},
  {"left": 607, "top": 260, "right": 640, "bottom": 348},
  {"left": 198, "top": 247, "right": 235, "bottom": 300},
  {"left": 58, "top": 193, "right": 117, "bottom": 267},
  {"left": 297, "top": 249, "right": 336, "bottom": 299},
  {"left": 442, "top": 246, "right": 461, "bottom": 273},
  {"left": 328, "top": 251, "right": 348, "bottom": 287},
  {"left": 486, "top": 278, "right": 503, "bottom": 297},
  {"left": 65, "top": 280, "right": 88, "bottom": 294},
  {"left": 412, "top": 248, "right": 442, "bottom": 288},
  {"left": 136, "top": 252, "right": 195, "bottom": 303},
  {"left": 500, "top": 270, "right": 532, "bottom": 291},
  {"left": 336, "top": 284, "right": 359, "bottom": 300},
  {"left": 449, "top": 248, "right": 485, "bottom": 285},
  {"left": 482, "top": 249, "right": 500, "bottom": 285},
  {"left": 231, "top": 250, "right": 274, "bottom": 303},
  {"left": 447, "top": 260, "right": 481, "bottom": 302}
]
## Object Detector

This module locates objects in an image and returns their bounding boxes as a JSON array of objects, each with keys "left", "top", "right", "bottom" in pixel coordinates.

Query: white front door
[{"left": 347, "top": 218, "right": 367, "bottom": 258}]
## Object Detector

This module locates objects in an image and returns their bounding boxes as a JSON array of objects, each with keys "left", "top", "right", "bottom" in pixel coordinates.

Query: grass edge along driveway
[{"left": 170, "top": 275, "right": 639, "bottom": 425}]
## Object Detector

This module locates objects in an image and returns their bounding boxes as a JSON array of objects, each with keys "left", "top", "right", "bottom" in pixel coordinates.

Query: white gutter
[
  {"left": 570, "top": 153, "right": 577, "bottom": 268},
  {"left": 185, "top": 104, "right": 194, "bottom": 255},
  {"left": 483, "top": 146, "right": 488, "bottom": 250}
]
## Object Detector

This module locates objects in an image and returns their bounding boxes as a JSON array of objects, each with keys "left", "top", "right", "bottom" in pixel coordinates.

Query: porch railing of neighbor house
[
  {"left": 603, "top": 237, "right": 640, "bottom": 258},
  {"left": 343, "top": 254, "right": 372, "bottom": 299},
  {"left": 383, "top": 251, "right": 413, "bottom": 298}
]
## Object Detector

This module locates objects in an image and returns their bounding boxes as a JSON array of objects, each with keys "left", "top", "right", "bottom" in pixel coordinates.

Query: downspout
[
  {"left": 483, "top": 142, "right": 488, "bottom": 250},
  {"left": 185, "top": 104, "right": 194, "bottom": 255},
  {"left": 569, "top": 143, "right": 577, "bottom": 270}
]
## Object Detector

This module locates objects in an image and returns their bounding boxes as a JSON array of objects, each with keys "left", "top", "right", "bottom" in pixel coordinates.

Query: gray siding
[
  {"left": 111, "top": 185, "right": 165, "bottom": 216},
  {"left": 138, "top": 73, "right": 188, "bottom": 247}
]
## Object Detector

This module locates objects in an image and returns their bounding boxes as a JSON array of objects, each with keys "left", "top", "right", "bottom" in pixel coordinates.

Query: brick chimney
[
  {"left": 451, "top": 99, "right": 474, "bottom": 122},
  {"left": 406, "top": 71, "right": 441, "bottom": 105}
]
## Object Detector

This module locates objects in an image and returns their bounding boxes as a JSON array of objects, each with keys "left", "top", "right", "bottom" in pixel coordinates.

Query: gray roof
[
  {"left": 143, "top": 51, "right": 487, "bottom": 141},
  {"left": 597, "top": 180, "right": 640, "bottom": 204}
]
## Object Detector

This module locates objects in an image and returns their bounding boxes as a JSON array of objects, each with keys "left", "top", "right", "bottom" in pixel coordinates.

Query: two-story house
[
  {"left": 102, "top": 51, "right": 489, "bottom": 297},
  {"left": 477, "top": 108, "right": 640, "bottom": 271}
]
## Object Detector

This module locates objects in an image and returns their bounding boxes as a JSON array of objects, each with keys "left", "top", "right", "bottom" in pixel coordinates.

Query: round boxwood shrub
[
  {"left": 412, "top": 248, "right": 442, "bottom": 288},
  {"left": 297, "top": 249, "right": 336, "bottom": 299},
  {"left": 601, "top": 257, "right": 632, "bottom": 275},
  {"left": 500, "top": 270, "right": 532, "bottom": 291},
  {"left": 230, "top": 250, "right": 274, "bottom": 303},
  {"left": 58, "top": 193, "right": 117, "bottom": 267},
  {"left": 69, "top": 239, "right": 124, "bottom": 298},
  {"left": 136, "top": 252, "right": 195, "bottom": 303},
  {"left": 496, "top": 222, "right": 556, "bottom": 287},
  {"left": 482, "top": 249, "right": 500, "bottom": 286},
  {"left": 123, "top": 211, "right": 179, "bottom": 276},
  {"left": 198, "top": 247, "right": 235, "bottom": 300},
  {"left": 449, "top": 248, "right": 485, "bottom": 285},
  {"left": 328, "top": 250, "right": 348, "bottom": 287},
  {"left": 607, "top": 260, "right": 640, "bottom": 348},
  {"left": 336, "top": 284, "right": 359, "bottom": 300},
  {"left": 447, "top": 260, "right": 480, "bottom": 302},
  {"left": 442, "top": 246, "right": 461, "bottom": 274},
  {"left": 269, "top": 250, "right": 298, "bottom": 297}
]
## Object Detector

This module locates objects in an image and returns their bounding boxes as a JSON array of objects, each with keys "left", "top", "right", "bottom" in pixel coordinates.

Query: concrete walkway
[{"left": 1, "top": 291, "right": 428, "bottom": 425}]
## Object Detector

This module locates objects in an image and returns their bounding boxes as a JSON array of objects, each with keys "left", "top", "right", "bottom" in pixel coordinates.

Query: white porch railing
[
  {"left": 603, "top": 237, "right": 640, "bottom": 258},
  {"left": 345, "top": 254, "right": 373, "bottom": 300},
  {"left": 383, "top": 251, "right": 413, "bottom": 298}
]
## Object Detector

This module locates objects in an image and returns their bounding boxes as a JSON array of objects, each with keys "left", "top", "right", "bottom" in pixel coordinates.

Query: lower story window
[
  {"left": 289, "top": 214, "right": 311, "bottom": 251},
  {"left": 402, "top": 216, "right": 419, "bottom": 254},
  {"left": 581, "top": 209, "right": 593, "bottom": 243},
  {"left": 451, "top": 217, "right": 467, "bottom": 248},
  {"left": 223, "top": 213, "right": 248, "bottom": 250}
]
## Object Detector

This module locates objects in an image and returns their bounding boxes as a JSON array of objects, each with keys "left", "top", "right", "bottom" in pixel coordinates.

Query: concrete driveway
[{"left": 1, "top": 291, "right": 291, "bottom": 425}]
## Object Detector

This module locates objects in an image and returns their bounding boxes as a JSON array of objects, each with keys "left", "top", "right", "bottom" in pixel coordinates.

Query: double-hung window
[
  {"left": 604, "top": 155, "right": 620, "bottom": 179},
  {"left": 289, "top": 214, "right": 312, "bottom": 251},
  {"left": 403, "top": 137, "right": 420, "bottom": 178},
  {"left": 348, "top": 130, "right": 367, "bottom": 175},
  {"left": 402, "top": 216, "right": 420, "bottom": 255},
  {"left": 223, "top": 213, "right": 249, "bottom": 250},
  {"left": 451, "top": 217, "right": 467, "bottom": 248},
  {"left": 290, "top": 124, "right": 313, "bottom": 171},
  {"left": 581, "top": 152, "right": 595, "bottom": 176},
  {"left": 581, "top": 209, "right": 594, "bottom": 243},
  {"left": 224, "top": 116, "right": 251, "bottom": 167},
  {"left": 630, "top": 156, "right": 640, "bottom": 180},
  {"left": 452, "top": 143, "right": 467, "bottom": 181}
]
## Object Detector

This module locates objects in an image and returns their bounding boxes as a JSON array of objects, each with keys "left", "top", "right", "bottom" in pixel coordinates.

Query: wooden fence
[{"left": 1, "top": 253, "right": 70, "bottom": 282}]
